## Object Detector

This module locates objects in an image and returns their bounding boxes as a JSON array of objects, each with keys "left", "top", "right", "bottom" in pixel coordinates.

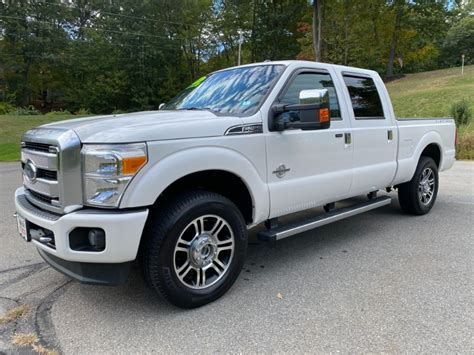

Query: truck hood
[{"left": 42, "top": 110, "right": 243, "bottom": 143}]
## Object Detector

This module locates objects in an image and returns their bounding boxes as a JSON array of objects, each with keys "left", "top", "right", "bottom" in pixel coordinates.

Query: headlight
[{"left": 82, "top": 143, "right": 147, "bottom": 207}]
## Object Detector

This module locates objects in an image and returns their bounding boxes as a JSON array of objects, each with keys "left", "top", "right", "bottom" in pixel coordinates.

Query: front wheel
[
  {"left": 141, "top": 191, "right": 248, "bottom": 308},
  {"left": 398, "top": 156, "right": 439, "bottom": 215}
]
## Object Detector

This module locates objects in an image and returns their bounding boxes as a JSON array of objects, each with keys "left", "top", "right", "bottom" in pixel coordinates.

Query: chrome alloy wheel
[
  {"left": 173, "top": 215, "right": 235, "bottom": 289},
  {"left": 418, "top": 167, "right": 435, "bottom": 205}
]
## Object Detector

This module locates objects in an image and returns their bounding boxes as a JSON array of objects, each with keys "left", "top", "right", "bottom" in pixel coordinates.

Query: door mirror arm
[{"left": 273, "top": 110, "right": 299, "bottom": 131}]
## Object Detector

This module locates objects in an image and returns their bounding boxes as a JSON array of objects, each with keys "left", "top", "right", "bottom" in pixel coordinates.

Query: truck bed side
[{"left": 392, "top": 118, "right": 456, "bottom": 186}]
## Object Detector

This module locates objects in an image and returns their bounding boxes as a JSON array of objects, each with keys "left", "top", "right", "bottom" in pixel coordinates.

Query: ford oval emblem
[{"left": 24, "top": 160, "right": 37, "bottom": 183}]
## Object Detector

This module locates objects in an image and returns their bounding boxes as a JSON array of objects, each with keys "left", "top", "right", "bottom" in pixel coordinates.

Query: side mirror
[
  {"left": 299, "top": 89, "right": 328, "bottom": 105},
  {"left": 271, "top": 89, "right": 330, "bottom": 131},
  {"left": 158, "top": 103, "right": 165, "bottom": 110}
]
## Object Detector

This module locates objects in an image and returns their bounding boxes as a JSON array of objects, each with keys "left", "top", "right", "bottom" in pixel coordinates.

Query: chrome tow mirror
[{"left": 271, "top": 89, "right": 330, "bottom": 131}]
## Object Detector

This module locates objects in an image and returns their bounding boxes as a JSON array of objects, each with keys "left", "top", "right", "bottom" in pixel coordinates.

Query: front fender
[{"left": 120, "top": 146, "right": 270, "bottom": 225}]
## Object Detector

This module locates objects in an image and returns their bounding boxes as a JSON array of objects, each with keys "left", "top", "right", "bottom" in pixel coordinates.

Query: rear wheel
[
  {"left": 398, "top": 156, "right": 439, "bottom": 215},
  {"left": 141, "top": 190, "right": 247, "bottom": 308}
]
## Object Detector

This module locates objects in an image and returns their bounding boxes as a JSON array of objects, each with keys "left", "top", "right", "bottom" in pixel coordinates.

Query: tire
[
  {"left": 140, "top": 190, "right": 248, "bottom": 308},
  {"left": 398, "top": 156, "right": 439, "bottom": 215}
]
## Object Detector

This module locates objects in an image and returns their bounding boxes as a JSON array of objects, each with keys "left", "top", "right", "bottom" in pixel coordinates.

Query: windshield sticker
[{"left": 188, "top": 76, "right": 206, "bottom": 89}]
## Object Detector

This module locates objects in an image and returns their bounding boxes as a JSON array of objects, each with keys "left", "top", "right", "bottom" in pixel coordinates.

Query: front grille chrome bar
[
  {"left": 23, "top": 176, "right": 59, "bottom": 197},
  {"left": 21, "top": 149, "right": 58, "bottom": 170}
]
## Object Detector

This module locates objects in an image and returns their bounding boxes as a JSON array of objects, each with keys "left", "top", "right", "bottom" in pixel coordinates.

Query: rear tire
[
  {"left": 398, "top": 156, "right": 439, "bottom": 215},
  {"left": 140, "top": 190, "right": 247, "bottom": 308}
]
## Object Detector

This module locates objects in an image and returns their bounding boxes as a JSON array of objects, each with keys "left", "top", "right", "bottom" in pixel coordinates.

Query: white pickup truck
[{"left": 14, "top": 61, "right": 456, "bottom": 308}]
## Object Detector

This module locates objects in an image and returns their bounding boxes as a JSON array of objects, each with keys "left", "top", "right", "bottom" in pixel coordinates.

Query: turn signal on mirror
[{"left": 320, "top": 108, "right": 329, "bottom": 123}]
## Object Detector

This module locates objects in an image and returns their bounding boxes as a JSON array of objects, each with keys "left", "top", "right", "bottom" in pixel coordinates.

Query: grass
[
  {"left": 11, "top": 333, "right": 39, "bottom": 346},
  {"left": 1, "top": 306, "right": 58, "bottom": 354},
  {"left": 11, "top": 333, "right": 58, "bottom": 355},
  {"left": 0, "top": 304, "right": 32, "bottom": 325},
  {"left": 386, "top": 65, "right": 474, "bottom": 160},
  {"left": 456, "top": 125, "right": 474, "bottom": 160},
  {"left": 32, "top": 343, "right": 59, "bottom": 355},
  {"left": 386, "top": 65, "right": 474, "bottom": 118},
  {"left": 0, "top": 114, "right": 74, "bottom": 161}
]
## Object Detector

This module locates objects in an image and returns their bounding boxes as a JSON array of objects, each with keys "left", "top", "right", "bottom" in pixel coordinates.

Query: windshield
[{"left": 163, "top": 65, "right": 285, "bottom": 115}]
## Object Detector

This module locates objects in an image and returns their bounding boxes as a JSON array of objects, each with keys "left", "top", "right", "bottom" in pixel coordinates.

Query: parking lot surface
[{"left": 0, "top": 161, "right": 473, "bottom": 353}]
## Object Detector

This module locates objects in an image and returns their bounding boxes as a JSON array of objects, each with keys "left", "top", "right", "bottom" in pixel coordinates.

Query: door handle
[
  {"left": 344, "top": 133, "right": 352, "bottom": 145},
  {"left": 335, "top": 133, "right": 343, "bottom": 138},
  {"left": 387, "top": 130, "right": 393, "bottom": 141}
]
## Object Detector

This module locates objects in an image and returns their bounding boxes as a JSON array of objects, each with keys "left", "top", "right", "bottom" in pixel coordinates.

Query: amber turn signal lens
[
  {"left": 319, "top": 108, "right": 329, "bottom": 123},
  {"left": 122, "top": 156, "right": 147, "bottom": 175}
]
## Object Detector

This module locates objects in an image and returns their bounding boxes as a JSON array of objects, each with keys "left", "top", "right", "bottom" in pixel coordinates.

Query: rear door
[
  {"left": 265, "top": 68, "right": 354, "bottom": 218},
  {"left": 340, "top": 73, "right": 397, "bottom": 195}
]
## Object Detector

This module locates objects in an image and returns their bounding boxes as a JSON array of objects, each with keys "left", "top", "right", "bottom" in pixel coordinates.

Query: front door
[{"left": 265, "top": 68, "right": 354, "bottom": 219}]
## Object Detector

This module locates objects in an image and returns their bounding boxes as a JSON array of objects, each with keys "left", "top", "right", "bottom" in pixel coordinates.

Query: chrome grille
[
  {"left": 22, "top": 141, "right": 53, "bottom": 153},
  {"left": 24, "top": 177, "right": 59, "bottom": 197},
  {"left": 38, "top": 169, "right": 58, "bottom": 180},
  {"left": 28, "top": 189, "right": 54, "bottom": 204},
  {"left": 21, "top": 162, "right": 58, "bottom": 180},
  {"left": 21, "top": 144, "right": 60, "bottom": 207},
  {"left": 21, "top": 148, "right": 58, "bottom": 170},
  {"left": 21, "top": 127, "right": 83, "bottom": 214}
]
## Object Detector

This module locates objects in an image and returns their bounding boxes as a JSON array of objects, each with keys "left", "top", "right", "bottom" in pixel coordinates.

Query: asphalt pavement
[{"left": 0, "top": 161, "right": 473, "bottom": 354}]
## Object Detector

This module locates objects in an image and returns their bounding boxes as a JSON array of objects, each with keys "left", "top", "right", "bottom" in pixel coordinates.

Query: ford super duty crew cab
[{"left": 14, "top": 61, "right": 456, "bottom": 308}]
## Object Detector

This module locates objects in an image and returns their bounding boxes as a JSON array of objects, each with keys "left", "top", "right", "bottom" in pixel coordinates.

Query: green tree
[
  {"left": 0, "top": 0, "right": 70, "bottom": 106},
  {"left": 442, "top": 16, "right": 474, "bottom": 66},
  {"left": 0, "top": 0, "right": 467, "bottom": 114}
]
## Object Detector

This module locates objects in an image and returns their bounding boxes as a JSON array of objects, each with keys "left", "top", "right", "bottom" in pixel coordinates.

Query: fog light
[
  {"left": 69, "top": 227, "right": 106, "bottom": 252},
  {"left": 88, "top": 229, "right": 106, "bottom": 251}
]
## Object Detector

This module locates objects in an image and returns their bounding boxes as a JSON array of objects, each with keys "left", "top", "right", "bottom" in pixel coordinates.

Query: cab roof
[{"left": 213, "top": 60, "right": 378, "bottom": 77}]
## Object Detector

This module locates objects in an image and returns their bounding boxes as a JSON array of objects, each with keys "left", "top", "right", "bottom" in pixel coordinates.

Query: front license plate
[{"left": 16, "top": 214, "right": 30, "bottom": 241}]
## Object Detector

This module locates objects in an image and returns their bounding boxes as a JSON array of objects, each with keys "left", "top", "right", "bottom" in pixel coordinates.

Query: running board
[{"left": 258, "top": 196, "right": 392, "bottom": 242}]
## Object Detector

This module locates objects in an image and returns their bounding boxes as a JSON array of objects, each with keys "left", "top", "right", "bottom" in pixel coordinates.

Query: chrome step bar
[{"left": 258, "top": 196, "right": 392, "bottom": 241}]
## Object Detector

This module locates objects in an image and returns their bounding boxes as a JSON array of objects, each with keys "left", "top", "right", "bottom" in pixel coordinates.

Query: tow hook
[{"left": 30, "top": 228, "right": 54, "bottom": 244}]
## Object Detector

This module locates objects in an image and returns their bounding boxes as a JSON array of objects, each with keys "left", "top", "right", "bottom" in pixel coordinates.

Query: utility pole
[
  {"left": 461, "top": 54, "right": 465, "bottom": 76},
  {"left": 311, "top": 0, "right": 322, "bottom": 62},
  {"left": 238, "top": 29, "right": 243, "bottom": 66}
]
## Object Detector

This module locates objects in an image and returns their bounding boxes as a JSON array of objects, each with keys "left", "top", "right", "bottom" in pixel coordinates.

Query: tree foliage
[
  {"left": 442, "top": 16, "right": 474, "bottom": 66},
  {"left": 0, "top": 0, "right": 468, "bottom": 113}
]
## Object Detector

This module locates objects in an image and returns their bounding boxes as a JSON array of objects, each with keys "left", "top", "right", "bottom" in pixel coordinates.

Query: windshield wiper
[
  {"left": 178, "top": 107, "right": 212, "bottom": 111},
  {"left": 178, "top": 107, "right": 219, "bottom": 114}
]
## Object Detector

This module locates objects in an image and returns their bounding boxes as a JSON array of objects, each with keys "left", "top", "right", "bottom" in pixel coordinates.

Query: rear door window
[{"left": 342, "top": 75, "right": 384, "bottom": 119}]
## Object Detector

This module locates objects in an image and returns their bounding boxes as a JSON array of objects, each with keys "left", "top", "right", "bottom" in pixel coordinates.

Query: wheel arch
[
  {"left": 420, "top": 143, "right": 441, "bottom": 168},
  {"left": 393, "top": 131, "right": 444, "bottom": 185},
  {"left": 120, "top": 146, "right": 270, "bottom": 225},
  {"left": 152, "top": 170, "right": 254, "bottom": 224}
]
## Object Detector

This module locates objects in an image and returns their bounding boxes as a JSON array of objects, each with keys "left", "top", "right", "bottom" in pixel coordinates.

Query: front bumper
[
  {"left": 37, "top": 248, "right": 132, "bottom": 285},
  {"left": 14, "top": 187, "right": 149, "bottom": 283}
]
